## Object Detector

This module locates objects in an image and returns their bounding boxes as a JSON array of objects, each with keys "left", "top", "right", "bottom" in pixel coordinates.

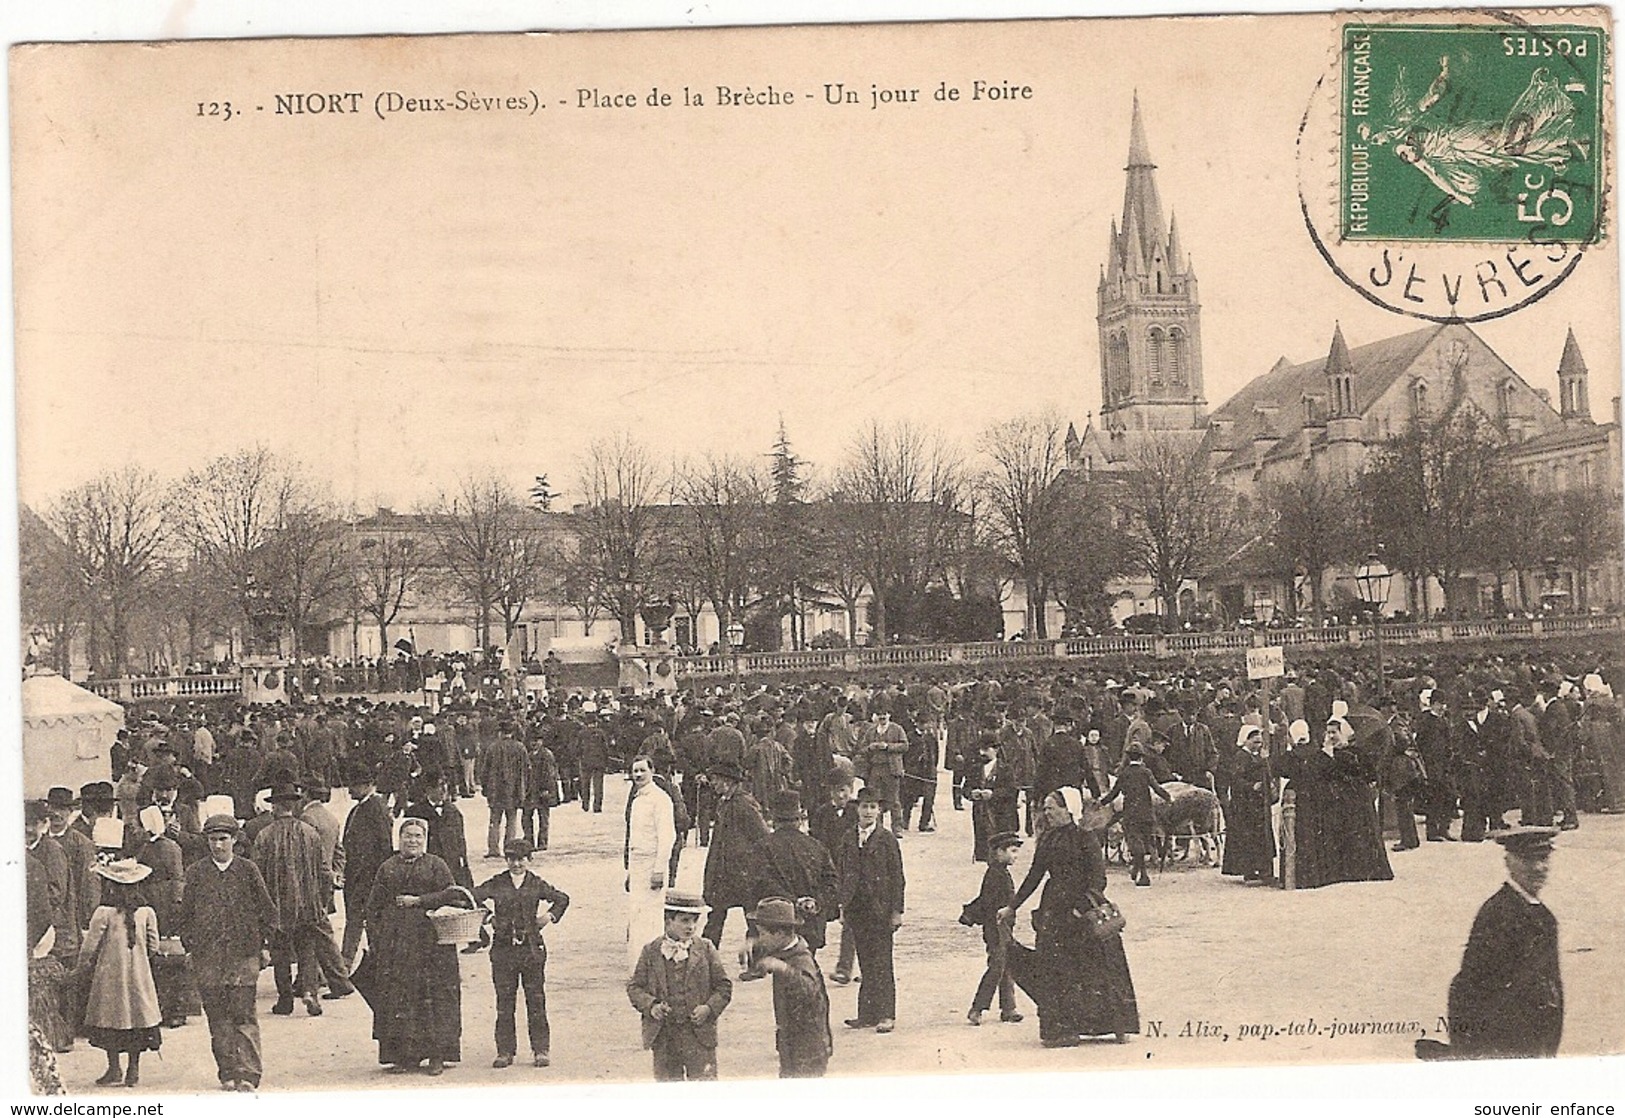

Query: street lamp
[
  {"left": 1354, "top": 553, "right": 1392, "bottom": 697},
  {"left": 726, "top": 621, "right": 746, "bottom": 694}
]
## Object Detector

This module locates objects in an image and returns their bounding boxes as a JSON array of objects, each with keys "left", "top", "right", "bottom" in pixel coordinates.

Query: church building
[{"left": 1060, "top": 98, "right": 1620, "bottom": 626}]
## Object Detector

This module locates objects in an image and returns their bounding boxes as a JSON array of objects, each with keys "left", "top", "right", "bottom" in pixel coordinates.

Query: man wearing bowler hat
[
  {"left": 340, "top": 763, "right": 394, "bottom": 968},
  {"left": 45, "top": 787, "right": 99, "bottom": 944},
  {"left": 254, "top": 783, "right": 354, "bottom": 1015},
  {"left": 1429, "top": 826, "right": 1565, "bottom": 1060},
  {"left": 73, "top": 782, "right": 117, "bottom": 845},
  {"left": 748, "top": 896, "right": 832, "bottom": 1078},
  {"left": 700, "top": 760, "right": 769, "bottom": 952},
  {"left": 753, "top": 790, "right": 839, "bottom": 955},
  {"left": 179, "top": 814, "right": 277, "bottom": 1091},
  {"left": 834, "top": 785, "right": 905, "bottom": 1033}
]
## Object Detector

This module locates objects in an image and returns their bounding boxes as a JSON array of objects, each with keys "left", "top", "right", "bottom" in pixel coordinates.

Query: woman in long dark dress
[
  {"left": 1274, "top": 718, "right": 1393, "bottom": 888},
  {"left": 999, "top": 788, "right": 1140, "bottom": 1047},
  {"left": 1220, "top": 725, "right": 1277, "bottom": 883},
  {"left": 365, "top": 816, "right": 467, "bottom": 1075}
]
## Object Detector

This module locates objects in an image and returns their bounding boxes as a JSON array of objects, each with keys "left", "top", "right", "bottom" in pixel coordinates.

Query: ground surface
[{"left": 53, "top": 774, "right": 1625, "bottom": 1092}]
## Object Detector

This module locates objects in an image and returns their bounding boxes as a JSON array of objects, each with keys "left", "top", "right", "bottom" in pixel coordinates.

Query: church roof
[
  {"left": 1209, "top": 324, "right": 1446, "bottom": 469},
  {"left": 1507, "top": 420, "right": 1614, "bottom": 455}
]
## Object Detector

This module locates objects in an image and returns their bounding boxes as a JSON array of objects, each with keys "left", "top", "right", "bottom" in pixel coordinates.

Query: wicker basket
[{"left": 428, "top": 887, "right": 484, "bottom": 945}]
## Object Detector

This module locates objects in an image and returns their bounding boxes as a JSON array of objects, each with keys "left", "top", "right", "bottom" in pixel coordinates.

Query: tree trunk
[
  {"left": 872, "top": 591, "right": 888, "bottom": 647},
  {"left": 1309, "top": 568, "right": 1326, "bottom": 627}
]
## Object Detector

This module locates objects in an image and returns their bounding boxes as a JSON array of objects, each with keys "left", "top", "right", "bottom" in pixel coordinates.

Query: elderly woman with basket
[
  {"left": 998, "top": 788, "right": 1140, "bottom": 1048},
  {"left": 363, "top": 815, "right": 475, "bottom": 1076}
]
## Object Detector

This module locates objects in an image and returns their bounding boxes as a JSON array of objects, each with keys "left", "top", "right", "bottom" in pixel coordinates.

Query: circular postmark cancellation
[{"left": 1299, "top": 9, "right": 1609, "bottom": 323}]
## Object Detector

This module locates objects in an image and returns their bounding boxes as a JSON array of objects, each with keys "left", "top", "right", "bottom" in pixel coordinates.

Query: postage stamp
[
  {"left": 1341, "top": 23, "right": 1605, "bottom": 243},
  {"left": 1299, "top": 9, "right": 1612, "bottom": 323}
]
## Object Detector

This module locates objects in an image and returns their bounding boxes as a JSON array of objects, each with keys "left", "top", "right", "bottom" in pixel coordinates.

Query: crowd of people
[{"left": 22, "top": 638, "right": 1625, "bottom": 1089}]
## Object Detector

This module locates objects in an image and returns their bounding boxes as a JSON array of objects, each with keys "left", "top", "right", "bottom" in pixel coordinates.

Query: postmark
[{"left": 1299, "top": 10, "right": 1610, "bottom": 323}]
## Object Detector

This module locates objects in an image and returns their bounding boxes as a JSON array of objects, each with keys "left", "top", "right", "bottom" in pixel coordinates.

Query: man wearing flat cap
[
  {"left": 179, "top": 814, "right": 277, "bottom": 1091},
  {"left": 1431, "top": 827, "right": 1564, "bottom": 1059}
]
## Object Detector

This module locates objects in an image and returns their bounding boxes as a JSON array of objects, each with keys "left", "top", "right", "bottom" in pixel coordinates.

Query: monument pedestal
[{"left": 615, "top": 641, "right": 677, "bottom": 695}]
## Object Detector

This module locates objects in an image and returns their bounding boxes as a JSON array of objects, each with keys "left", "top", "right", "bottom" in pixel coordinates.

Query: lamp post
[
  {"left": 1354, "top": 554, "right": 1393, "bottom": 698},
  {"left": 726, "top": 621, "right": 745, "bottom": 693}
]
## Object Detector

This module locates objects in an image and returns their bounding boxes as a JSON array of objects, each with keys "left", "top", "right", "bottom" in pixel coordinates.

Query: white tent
[{"left": 22, "top": 673, "right": 125, "bottom": 798}]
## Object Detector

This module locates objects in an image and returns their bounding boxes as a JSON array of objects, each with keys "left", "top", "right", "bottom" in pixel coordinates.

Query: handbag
[{"left": 1081, "top": 890, "right": 1125, "bottom": 940}]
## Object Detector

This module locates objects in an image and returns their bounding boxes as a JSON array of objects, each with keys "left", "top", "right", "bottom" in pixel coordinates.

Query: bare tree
[
  {"left": 351, "top": 517, "right": 425, "bottom": 657},
  {"left": 171, "top": 447, "right": 308, "bottom": 656},
  {"left": 1554, "top": 485, "right": 1622, "bottom": 611},
  {"left": 671, "top": 454, "right": 770, "bottom": 649},
  {"left": 48, "top": 466, "right": 169, "bottom": 675},
  {"left": 976, "top": 411, "right": 1069, "bottom": 639},
  {"left": 573, "top": 434, "right": 669, "bottom": 644},
  {"left": 1116, "top": 435, "right": 1240, "bottom": 623},
  {"left": 832, "top": 421, "right": 965, "bottom": 645},
  {"left": 428, "top": 473, "right": 542, "bottom": 650},
  {"left": 19, "top": 505, "right": 87, "bottom": 673},
  {"left": 1047, "top": 472, "right": 1129, "bottom": 634},
  {"left": 809, "top": 489, "right": 871, "bottom": 645},
  {"left": 1259, "top": 469, "right": 1360, "bottom": 624},
  {"left": 1360, "top": 413, "right": 1508, "bottom": 616}
]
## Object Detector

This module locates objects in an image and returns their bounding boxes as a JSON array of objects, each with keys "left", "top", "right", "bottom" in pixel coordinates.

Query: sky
[{"left": 11, "top": 12, "right": 1619, "bottom": 512}]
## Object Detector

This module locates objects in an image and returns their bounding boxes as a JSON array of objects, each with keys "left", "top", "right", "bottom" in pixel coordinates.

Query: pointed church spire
[
  {"left": 1166, "top": 211, "right": 1186, "bottom": 275},
  {"left": 1121, "top": 203, "right": 1145, "bottom": 276},
  {"left": 1325, "top": 322, "right": 1353, "bottom": 378},
  {"left": 1106, "top": 218, "right": 1122, "bottom": 283},
  {"left": 1325, "top": 322, "right": 1356, "bottom": 417},
  {"left": 1120, "top": 93, "right": 1168, "bottom": 277},
  {"left": 1559, "top": 326, "right": 1589, "bottom": 379},
  {"left": 1127, "top": 91, "right": 1154, "bottom": 168},
  {"left": 1558, "top": 326, "right": 1591, "bottom": 421}
]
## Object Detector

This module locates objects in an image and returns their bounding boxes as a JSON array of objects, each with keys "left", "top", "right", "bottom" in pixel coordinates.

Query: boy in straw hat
[
  {"left": 749, "top": 895, "right": 833, "bottom": 1078},
  {"left": 627, "top": 889, "right": 732, "bottom": 1081}
]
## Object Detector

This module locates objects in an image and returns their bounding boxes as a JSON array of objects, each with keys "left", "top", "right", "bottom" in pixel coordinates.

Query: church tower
[{"left": 1097, "top": 95, "right": 1208, "bottom": 433}]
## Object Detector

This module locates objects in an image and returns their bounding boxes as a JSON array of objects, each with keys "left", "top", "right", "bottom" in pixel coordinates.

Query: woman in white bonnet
[{"left": 1274, "top": 717, "right": 1393, "bottom": 888}]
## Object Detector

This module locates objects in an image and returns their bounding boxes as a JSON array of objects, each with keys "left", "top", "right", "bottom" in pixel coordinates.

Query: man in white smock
[{"left": 624, "top": 754, "right": 676, "bottom": 969}]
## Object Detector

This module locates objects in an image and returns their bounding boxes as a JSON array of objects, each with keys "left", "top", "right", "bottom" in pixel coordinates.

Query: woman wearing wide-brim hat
[{"left": 80, "top": 859, "right": 162, "bottom": 1088}]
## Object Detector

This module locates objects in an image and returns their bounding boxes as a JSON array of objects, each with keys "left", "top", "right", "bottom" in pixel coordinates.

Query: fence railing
[
  {"left": 85, "top": 674, "right": 243, "bottom": 702},
  {"left": 673, "top": 614, "right": 1624, "bottom": 678},
  {"left": 79, "top": 614, "right": 1625, "bottom": 697}
]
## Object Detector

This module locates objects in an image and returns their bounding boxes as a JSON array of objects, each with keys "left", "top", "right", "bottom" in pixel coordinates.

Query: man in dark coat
[
  {"left": 405, "top": 772, "right": 475, "bottom": 892},
  {"left": 835, "top": 786, "right": 905, "bottom": 1032},
  {"left": 255, "top": 784, "right": 354, "bottom": 1014},
  {"left": 1433, "top": 826, "right": 1563, "bottom": 1059},
  {"left": 480, "top": 721, "right": 530, "bottom": 858},
  {"left": 1415, "top": 689, "right": 1457, "bottom": 841},
  {"left": 1101, "top": 745, "right": 1174, "bottom": 886},
  {"left": 701, "top": 762, "right": 769, "bottom": 950},
  {"left": 180, "top": 814, "right": 278, "bottom": 1091},
  {"left": 753, "top": 791, "right": 840, "bottom": 954},
  {"left": 340, "top": 767, "right": 395, "bottom": 967},
  {"left": 577, "top": 714, "right": 610, "bottom": 813}
]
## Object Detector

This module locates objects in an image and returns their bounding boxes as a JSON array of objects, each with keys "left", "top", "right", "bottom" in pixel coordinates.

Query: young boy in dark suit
[
  {"left": 627, "top": 890, "right": 733, "bottom": 1081},
  {"left": 965, "top": 831, "right": 1024, "bottom": 1026},
  {"left": 1102, "top": 746, "right": 1173, "bottom": 886}
]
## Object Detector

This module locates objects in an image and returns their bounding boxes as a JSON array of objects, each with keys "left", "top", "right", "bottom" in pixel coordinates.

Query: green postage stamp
[{"left": 1341, "top": 23, "right": 1605, "bottom": 242}]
